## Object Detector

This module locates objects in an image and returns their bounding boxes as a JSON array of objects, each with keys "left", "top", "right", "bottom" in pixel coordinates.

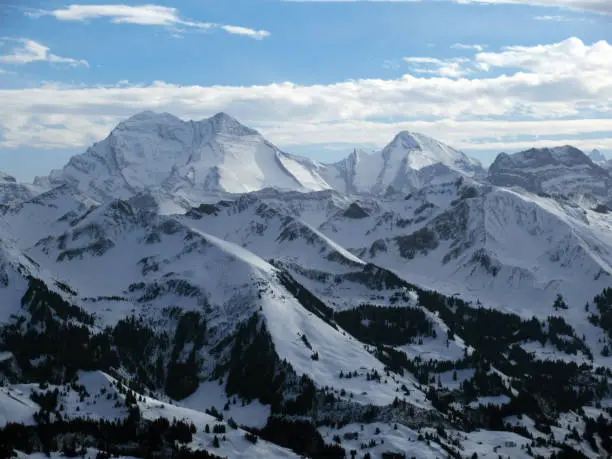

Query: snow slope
[
  {"left": 179, "top": 193, "right": 364, "bottom": 274},
  {"left": 312, "top": 180, "right": 612, "bottom": 361},
  {"left": 23, "top": 197, "right": 429, "bottom": 408},
  {"left": 8, "top": 371, "right": 300, "bottom": 459}
]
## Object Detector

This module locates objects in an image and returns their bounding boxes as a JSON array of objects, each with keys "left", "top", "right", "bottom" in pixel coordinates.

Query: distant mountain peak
[
  {"left": 320, "top": 131, "right": 482, "bottom": 195},
  {"left": 488, "top": 145, "right": 611, "bottom": 198},
  {"left": 206, "top": 111, "right": 258, "bottom": 136},
  {"left": 116, "top": 111, "right": 258, "bottom": 138},
  {"left": 210, "top": 111, "right": 239, "bottom": 123},
  {"left": 381, "top": 130, "right": 482, "bottom": 173},
  {"left": 494, "top": 146, "right": 591, "bottom": 169},
  {"left": 387, "top": 131, "right": 423, "bottom": 150},
  {"left": 0, "top": 171, "right": 16, "bottom": 183},
  {"left": 119, "top": 111, "right": 181, "bottom": 126},
  {"left": 589, "top": 148, "right": 606, "bottom": 164},
  {"left": 38, "top": 111, "right": 331, "bottom": 204}
]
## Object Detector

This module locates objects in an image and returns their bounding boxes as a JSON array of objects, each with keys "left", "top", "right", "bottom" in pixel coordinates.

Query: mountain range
[{"left": 1, "top": 112, "right": 611, "bottom": 459}]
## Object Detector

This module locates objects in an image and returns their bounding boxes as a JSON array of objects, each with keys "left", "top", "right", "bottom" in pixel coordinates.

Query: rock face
[{"left": 488, "top": 146, "right": 612, "bottom": 201}]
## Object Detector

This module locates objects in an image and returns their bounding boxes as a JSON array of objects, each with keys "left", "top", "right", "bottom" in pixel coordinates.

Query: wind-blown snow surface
[{"left": 36, "top": 112, "right": 330, "bottom": 206}]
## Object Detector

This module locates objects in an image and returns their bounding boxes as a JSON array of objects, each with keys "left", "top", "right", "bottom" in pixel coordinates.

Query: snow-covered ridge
[
  {"left": 488, "top": 146, "right": 612, "bottom": 202},
  {"left": 35, "top": 111, "right": 332, "bottom": 205},
  {"left": 31, "top": 112, "right": 488, "bottom": 205}
]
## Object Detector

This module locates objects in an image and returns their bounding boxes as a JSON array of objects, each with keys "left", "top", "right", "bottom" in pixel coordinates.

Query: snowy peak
[
  {"left": 382, "top": 131, "right": 482, "bottom": 173},
  {"left": 35, "top": 113, "right": 485, "bottom": 202},
  {"left": 491, "top": 146, "right": 593, "bottom": 170},
  {"left": 117, "top": 110, "right": 182, "bottom": 127},
  {"left": 38, "top": 112, "right": 332, "bottom": 205},
  {"left": 208, "top": 111, "right": 259, "bottom": 136},
  {"left": 589, "top": 148, "right": 607, "bottom": 164},
  {"left": 488, "top": 146, "right": 612, "bottom": 199},
  {"left": 384, "top": 131, "right": 422, "bottom": 154},
  {"left": 0, "top": 171, "right": 16, "bottom": 183},
  {"left": 111, "top": 111, "right": 258, "bottom": 146},
  {"left": 321, "top": 131, "right": 482, "bottom": 195},
  {"left": 113, "top": 111, "right": 259, "bottom": 143}
]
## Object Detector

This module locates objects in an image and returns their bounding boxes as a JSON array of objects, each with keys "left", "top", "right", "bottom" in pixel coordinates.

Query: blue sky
[{"left": 1, "top": 0, "right": 611, "bottom": 180}]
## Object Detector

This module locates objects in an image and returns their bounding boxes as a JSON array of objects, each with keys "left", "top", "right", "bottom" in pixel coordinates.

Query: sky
[{"left": 0, "top": 0, "right": 611, "bottom": 180}]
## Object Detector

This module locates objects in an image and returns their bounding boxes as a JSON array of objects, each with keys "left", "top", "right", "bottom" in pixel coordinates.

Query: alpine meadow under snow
[{"left": 0, "top": 111, "right": 611, "bottom": 459}]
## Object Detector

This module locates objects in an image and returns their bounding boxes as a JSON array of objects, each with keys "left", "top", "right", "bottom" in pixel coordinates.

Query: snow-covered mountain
[
  {"left": 34, "top": 113, "right": 487, "bottom": 205},
  {"left": 0, "top": 171, "right": 43, "bottom": 206},
  {"left": 2, "top": 113, "right": 612, "bottom": 458},
  {"left": 319, "top": 181, "right": 612, "bottom": 327},
  {"left": 488, "top": 146, "right": 612, "bottom": 203},
  {"left": 589, "top": 148, "right": 612, "bottom": 172},
  {"left": 36, "top": 112, "right": 331, "bottom": 208},
  {"left": 322, "top": 131, "right": 483, "bottom": 195},
  {"left": 589, "top": 148, "right": 606, "bottom": 164}
]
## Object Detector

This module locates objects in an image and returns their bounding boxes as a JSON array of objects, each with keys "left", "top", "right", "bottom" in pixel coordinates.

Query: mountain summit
[
  {"left": 322, "top": 131, "right": 483, "bottom": 195},
  {"left": 36, "top": 111, "right": 331, "bottom": 207},
  {"left": 35, "top": 112, "right": 485, "bottom": 203},
  {"left": 382, "top": 131, "right": 481, "bottom": 173},
  {"left": 589, "top": 148, "right": 607, "bottom": 164},
  {"left": 488, "top": 146, "right": 612, "bottom": 201}
]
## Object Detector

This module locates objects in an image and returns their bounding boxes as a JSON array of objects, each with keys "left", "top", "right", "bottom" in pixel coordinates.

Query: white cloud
[
  {"left": 0, "top": 39, "right": 88, "bottom": 67},
  {"left": 284, "top": 0, "right": 612, "bottom": 15},
  {"left": 218, "top": 25, "right": 270, "bottom": 40},
  {"left": 28, "top": 4, "right": 270, "bottom": 39},
  {"left": 403, "top": 56, "right": 471, "bottom": 78},
  {"left": 0, "top": 37, "right": 610, "bottom": 156},
  {"left": 475, "top": 37, "right": 612, "bottom": 75},
  {"left": 452, "top": 43, "right": 486, "bottom": 52}
]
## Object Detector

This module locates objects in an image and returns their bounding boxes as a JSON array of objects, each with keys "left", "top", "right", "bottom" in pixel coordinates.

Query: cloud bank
[{"left": 0, "top": 37, "right": 610, "bottom": 156}]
